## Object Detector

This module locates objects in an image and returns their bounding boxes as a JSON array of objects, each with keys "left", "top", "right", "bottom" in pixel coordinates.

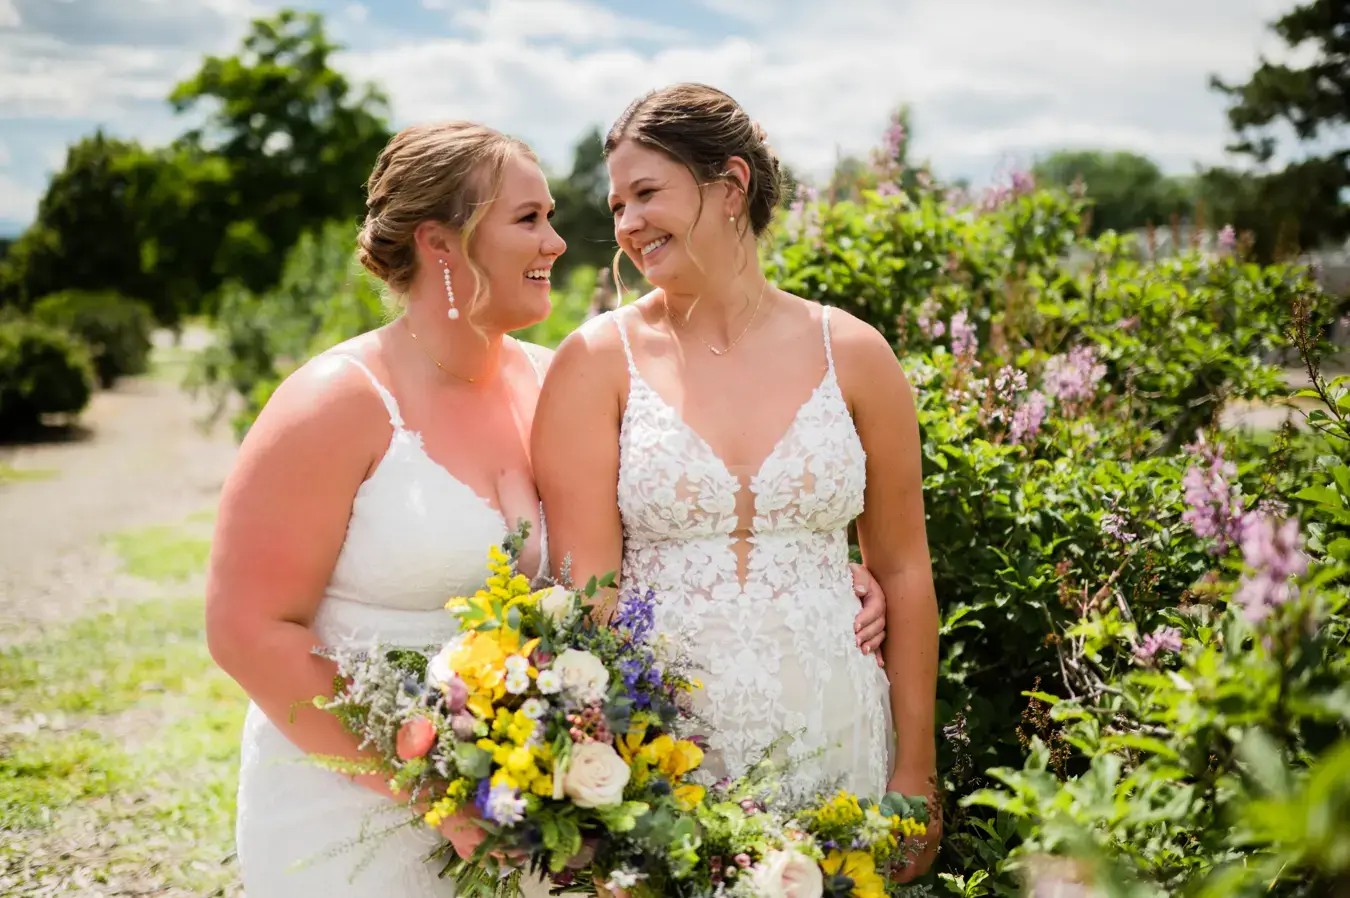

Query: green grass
[
  {"left": 0, "top": 511, "right": 244, "bottom": 895},
  {"left": 0, "top": 463, "right": 58, "bottom": 485},
  {"left": 106, "top": 524, "right": 211, "bottom": 582}
]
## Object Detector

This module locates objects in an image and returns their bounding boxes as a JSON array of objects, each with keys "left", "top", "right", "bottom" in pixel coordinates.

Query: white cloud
[
  {"left": 0, "top": 0, "right": 21, "bottom": 28},
  {"left": 343, "top": 3, "right": 369, "bottom": 25},
  {"left": 449, "top": 0, "right": 688, "bottom": 44},
  {"left": 346, "top": 0, "right": 1292, "bottom": 186}
]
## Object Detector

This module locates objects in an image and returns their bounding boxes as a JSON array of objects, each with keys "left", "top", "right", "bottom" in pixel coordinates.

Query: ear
[
  {"left": 721, "top": 156, "right": 752, "bottom": 217},
  {"left": 413, "top": 220, "right": 461, "bottom": 265}
]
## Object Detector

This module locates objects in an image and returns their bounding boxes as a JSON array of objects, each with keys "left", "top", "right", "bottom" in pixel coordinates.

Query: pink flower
[
  {"left": 1218, "top": 224, "right": 1237, "bottom": 253},
  {"left": 1181, "top": 436, "right": 1247, "bottom": 554},
  {"left": 950, "top": 311, "right": 978, "bottom": 360},
  {"left": 396, "top": 717, "right": 437, "bottom": 760},
  {"left": 1233, "top": 516, "right": 1308, "bottom": 624},
  {"left": 451, "top": 711, "right": 478, "bottom": 741},
  {"left": 1010, "top": 391, "right": 1048, "bottom": 444},
  {"left": 1133, "top": 626, "right": 1182, "bottom": 664},
  {"left": 1102, "top": 512, "right": 1136, "bottom": 544},
  {"left": 1043, "top": 345, "right": 1105, "bottom": 407}
]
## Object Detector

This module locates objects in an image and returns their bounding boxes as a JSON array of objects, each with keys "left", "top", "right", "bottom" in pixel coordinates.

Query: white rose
[
  {"left": 426, "top": 636, "right": 464, "bottom": 686},
  {"left": 552, "top": 649, "right": 610, "bottom": 702},
  {"left": 750, "top": 850, "right": 823, "bottom": 898},
  {"left": 562, "top": 742, "right": 630, "bottom": 808},
  {"left": 536, "top": 585, "right": 574, "bottom": 622}
]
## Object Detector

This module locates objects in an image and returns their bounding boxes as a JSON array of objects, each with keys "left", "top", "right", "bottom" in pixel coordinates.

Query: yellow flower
[
  {"left": 638, "top": 735, "right": 704, "bottom": 779},
  {"left": 897, "top": 817, "right": 927, "bottom": 840},
  {"left": 814, "top": 791, "right": 865, "bottom": 829},
  {"left": 673, "top": 783, "right": 705, "bottom": 811},
  {"left": 821, "top": 851, "right": 886, "bottom": 898}
]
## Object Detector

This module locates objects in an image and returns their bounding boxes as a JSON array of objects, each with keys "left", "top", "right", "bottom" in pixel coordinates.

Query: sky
[{"left": 0, "top": 0, "right": 1300, "bottom": 237}]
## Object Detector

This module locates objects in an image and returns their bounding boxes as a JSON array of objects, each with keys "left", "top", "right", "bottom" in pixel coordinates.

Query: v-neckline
[{"left": 624, "top": 366, "right": 835, "bottom": 487}]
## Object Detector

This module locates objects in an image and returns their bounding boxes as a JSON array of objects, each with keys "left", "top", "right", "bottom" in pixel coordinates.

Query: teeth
[
  {"left": 641, "top": 236, "right": 670, "bottom": 256},
  {"left": 525, "top": 269, "right": 551, "bottom": 280}
]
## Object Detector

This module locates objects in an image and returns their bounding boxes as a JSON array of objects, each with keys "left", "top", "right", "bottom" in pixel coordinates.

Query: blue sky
[{"left": 0, "top": 0, "right": 1298, "bottom": 237}]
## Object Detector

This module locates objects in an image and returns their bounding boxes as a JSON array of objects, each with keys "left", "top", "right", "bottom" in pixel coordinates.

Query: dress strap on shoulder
[
  {"left": 335, "top": 353, "right": 405, "bottom": 429},
  {"left": 516, "top": 339, "right": 546, "bottom": 386},
  {"left": 610, "top": 309, "right": 638, "bottom": 375},
  {"left": 821, "top": 305, "right": 836, "bottom": 375}
]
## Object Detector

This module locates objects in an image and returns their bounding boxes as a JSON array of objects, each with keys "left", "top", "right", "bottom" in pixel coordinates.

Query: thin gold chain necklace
[
  {"left": 666, "top": 279, "right": 770, "bottom": 356},
  {"left": 403, "top": 318, "right": 478, "bottom": 383}
]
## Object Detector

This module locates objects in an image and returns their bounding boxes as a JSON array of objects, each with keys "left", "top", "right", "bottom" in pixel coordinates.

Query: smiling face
[
  {"left": 465, "top": 153, "right": 567, "bottom": 330},
  {"left": 419, "top": 151, "right": 567, "bottom": 331},
  {"left": 606, "top": 138, "right": 740, "bottom": 292}
]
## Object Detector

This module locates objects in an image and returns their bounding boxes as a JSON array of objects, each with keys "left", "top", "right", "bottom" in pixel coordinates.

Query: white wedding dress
[
  {"left": 235, "top": 351, "right": 547, "bottom": 897},
  {"left": 612, "top": 304, "right": 894, "bottom": 802}
]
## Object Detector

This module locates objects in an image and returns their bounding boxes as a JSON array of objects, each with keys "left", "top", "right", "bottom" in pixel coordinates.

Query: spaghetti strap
[
  {"left": 821, "top": 305, "right": 836, "bottom": 376},
  {"left": 335, "top": 353, "right": 405, "bottom": 429},
  {"left": 610, "top": 310, "right": 638, "bottom": 375},
  {"left": 516, "top": 339, "right": 546, "bottom": 386}
]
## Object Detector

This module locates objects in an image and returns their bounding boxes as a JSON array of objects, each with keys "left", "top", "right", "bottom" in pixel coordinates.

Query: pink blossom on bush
[
  {"left": 1101, "top": 512, "right": 1136, "bottom": 544},
  {"left": 1218, "top": 224, "right": 1237, "bottom": 253},
  {"left": 1043, "top": 345, "right": 1106, "bottom": 406},
  {"left": 950, "top": 311, "right": 977, "bottom": 359},
  {"left": 916, "top": 298, "right": 946, "bottom": 340},
  {"left": 1233, "top": 516, "right": 1308, "bottom": 624},
  {"left": 1181, "top": 437, "right": 1247, "bottom": 554},
  {"left": 1133, "top": 626, "right": 1182, "bottom": 663},
  {"left": 1009, "top": 391, "right": 1048, "bottom": 444}
]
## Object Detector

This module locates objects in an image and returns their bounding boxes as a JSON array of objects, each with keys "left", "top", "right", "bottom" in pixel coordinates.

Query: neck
[
  {"left": 662, "top": 269, "right": 771, "bottom": 343},
  {"left": 402, "top": 295, "right": 505, "bottom": 386}
]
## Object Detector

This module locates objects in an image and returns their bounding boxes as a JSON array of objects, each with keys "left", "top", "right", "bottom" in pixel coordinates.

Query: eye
[
  {"left": 610, "top": 203, "right": 625, "bottom": 217},
  {"left": 519, "top": 212, "right": 539, "bottom": 224},
  {"left": 637, "top": 188, "right": 655, "bottom": 199}
]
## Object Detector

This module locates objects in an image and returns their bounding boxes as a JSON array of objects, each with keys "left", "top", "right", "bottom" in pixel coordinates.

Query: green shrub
[
  {"left": 32, "top": 290, "right": 154, "bottom": 386},
  {"left": 188, "top": 221, "right": 386, "bottom": 438},
  {"left": 0, "top": 318, "right": 95, "bottom": 427}
]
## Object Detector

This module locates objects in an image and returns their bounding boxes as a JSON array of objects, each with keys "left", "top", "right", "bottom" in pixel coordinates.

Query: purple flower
[
  {"left": 882, "top": 121, "right": 906, "bottom": 161},
  {"left": 916, "top": 298, "right": 946, "bottom": 340},
  {"left": 483, "top": 783, "right": 527, "bottom": 826},
  {"left": 1101, "top": 512, "right": 1136, "bottom": 544},
  {"left": 1042, "top": 345, "right": 1105, "bottom": 407},
  {"left": 1181, "top": 436, "right": 1247, "bottom": 554},
  {"left": 1009, "top": 391, "right": 1048, "bottom": 444},
  {"left": 1218, "top": 224, "right": 1237, "bottom": 253},
  {"left": 950, "top": 311, "right": 977, "bottom": 360},
  {"left": 1233, "top": 516, "right": 1308, "bottom": 624},
  {"left": 1010, "top": 169, "right": 1036, "bottom": 195},
  {"left": 1134, "top": 626, "right": 1183, "bottom": 663},
  {"left": 876, "top": 180, "right": 901, "bottom": 197},
  {"left": 614, "top": 588, "right": 657, "bottom": 644}
]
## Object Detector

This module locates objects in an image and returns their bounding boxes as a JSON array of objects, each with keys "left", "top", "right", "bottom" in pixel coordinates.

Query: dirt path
[{"left": 0, "top": 331, "right": 237, "bottom": 646}]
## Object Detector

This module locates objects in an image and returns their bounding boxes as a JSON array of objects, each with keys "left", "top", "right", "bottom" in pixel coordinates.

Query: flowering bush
[{"left": 768, "top": 118, "right": 1347, "bottom": 895}]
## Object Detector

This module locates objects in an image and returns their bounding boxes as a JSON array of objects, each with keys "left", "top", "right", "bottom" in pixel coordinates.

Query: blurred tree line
[{"left": 0, "top": 0, "right": 1344, "bottom": 326}]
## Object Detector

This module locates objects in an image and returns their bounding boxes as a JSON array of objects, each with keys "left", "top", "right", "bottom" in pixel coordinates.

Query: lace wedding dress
[
  {"left": 611, "top": 305, "right": 894, "bottom": 801},
  {"left": 235, "top": 351, "right": 546, "bottom": 897}
]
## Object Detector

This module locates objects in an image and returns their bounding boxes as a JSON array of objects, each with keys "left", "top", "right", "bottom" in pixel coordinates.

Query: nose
[
  {"left": 544, "top": 222, "right": 567, "bottom": 258},
  {"left": 615, "top": 205, "right": 642, "bottom": 242}
]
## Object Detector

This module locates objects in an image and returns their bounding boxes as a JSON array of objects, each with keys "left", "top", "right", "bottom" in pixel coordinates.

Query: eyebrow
[
  {"left": 607, "top": 177, "right": 659, "bottom": 206},
  {"left": 513, "top": 200, "right": 556, "bottom": 214}
]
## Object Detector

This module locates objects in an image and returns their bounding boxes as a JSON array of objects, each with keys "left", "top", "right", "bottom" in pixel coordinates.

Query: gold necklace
[
  {"left": 666, "top": 280, "right": 770, "bottom": 356},
  {"left": 404, "top": 318, "right": 478, "bottom": 383}
]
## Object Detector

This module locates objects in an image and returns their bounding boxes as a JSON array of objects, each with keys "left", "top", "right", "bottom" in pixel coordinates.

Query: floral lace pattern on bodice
[{"left": 612, "top": 305, "right": 892, "bottom": 800}]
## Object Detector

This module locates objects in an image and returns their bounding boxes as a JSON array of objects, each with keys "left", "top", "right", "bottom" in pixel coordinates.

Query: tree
[
  {"left": 1032, "top": 150, "right": 1193, "bottom": 235},
  {"left": 1208, "top": 0, "right": 1350, "bottom": 255},
  {"left": 0, "top": 132, "right": 164, "bottom": 315},
  {"left": 169, "top": 9, "right": 391, "bottom": 292},
  {"left": 548, "top": 127, "right": 614, "bottom": 277}
]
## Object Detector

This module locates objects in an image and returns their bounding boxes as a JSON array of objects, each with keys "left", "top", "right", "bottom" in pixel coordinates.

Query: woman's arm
[
  {"left": 205, "top": 357, "right": 398, "bottom": 798},
  {"left": 836, "top": 312, "right": 941, "bottom": 878},
  {"left": 532, "top": 324, "right": 626, "bottom": 609}
]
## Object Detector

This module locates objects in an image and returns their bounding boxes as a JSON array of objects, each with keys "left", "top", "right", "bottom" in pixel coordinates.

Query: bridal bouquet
[
  {"left": 313, "top": 532, "right": 705, "bottom": 897},
  {"left": 578, "top": 756, "right": 931, "bottom": 898}
]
